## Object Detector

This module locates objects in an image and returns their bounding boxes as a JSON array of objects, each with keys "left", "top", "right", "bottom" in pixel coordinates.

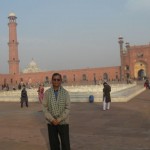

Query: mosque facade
[{"left": 0, "top": 13, "right": 150, "bottom": 86}]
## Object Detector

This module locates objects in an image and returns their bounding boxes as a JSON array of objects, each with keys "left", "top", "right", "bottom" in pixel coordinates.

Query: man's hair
[{"left": 52, "top": 73, "right": 62, "bottom": 80}]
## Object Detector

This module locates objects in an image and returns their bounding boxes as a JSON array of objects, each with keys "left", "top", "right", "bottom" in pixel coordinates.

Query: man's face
[{"left": 52, "top": 75, "right": 62, "bottom": 88}]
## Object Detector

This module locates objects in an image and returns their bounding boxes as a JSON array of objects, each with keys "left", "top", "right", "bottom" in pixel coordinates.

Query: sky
[{"left": 0, "top": 0, "right": 150, "bottom": 73}]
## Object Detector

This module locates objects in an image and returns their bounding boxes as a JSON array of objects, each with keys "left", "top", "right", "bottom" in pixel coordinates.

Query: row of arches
[
  {"left": 2, "top": 72, "right": 119, "bottom": 86},
  {"left": 50, "top": 73, "right": 118, "bottom": 83}
]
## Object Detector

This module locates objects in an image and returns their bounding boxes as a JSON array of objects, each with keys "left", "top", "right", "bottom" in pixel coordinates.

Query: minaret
[
  {"left": 118, "top": 36, "right": 124, "bottom": 80},
  {"left": 8, "top": 12, "right": 20, "bottom": 74},
  {"left": 118, "top": 36, "right": 124, "bottom": 52},
  {"left": 125, "top": 42, "right": 130, "bottom": 51}
]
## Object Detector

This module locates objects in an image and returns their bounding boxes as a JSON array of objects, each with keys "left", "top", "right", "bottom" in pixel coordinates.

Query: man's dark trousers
[{"left": 47, "top": 124, "right": 70, "bottom": 150}]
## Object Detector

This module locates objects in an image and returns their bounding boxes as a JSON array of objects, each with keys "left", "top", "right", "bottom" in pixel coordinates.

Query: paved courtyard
[{"left": 0, "top": 90, "right": 150, "bottom": 150}]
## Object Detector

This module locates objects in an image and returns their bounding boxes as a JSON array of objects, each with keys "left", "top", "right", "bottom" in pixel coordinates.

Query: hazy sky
[{"left": 0, "top": 0, "right": 150, "bottom": 73}]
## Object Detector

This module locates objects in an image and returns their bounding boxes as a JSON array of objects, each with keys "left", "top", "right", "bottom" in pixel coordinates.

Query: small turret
[
  {"left": 8, "top": 12, "right": 17, "bottom": 22},
  {"left": 118, "top": 36, "right": 124, "bottom": 52},
  {"left": 125, "top": 42, "right": 130, "bottom": 51}
]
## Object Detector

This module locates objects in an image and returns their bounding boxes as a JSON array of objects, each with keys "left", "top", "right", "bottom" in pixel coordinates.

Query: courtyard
[{"left": 0, "top": 90, "right": 150, "bottom": 150}]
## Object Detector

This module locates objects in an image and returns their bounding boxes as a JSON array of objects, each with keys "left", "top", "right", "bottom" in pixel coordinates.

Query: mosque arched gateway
[{"left": 134, "top": 61, "right": 147, "bottom": 79}]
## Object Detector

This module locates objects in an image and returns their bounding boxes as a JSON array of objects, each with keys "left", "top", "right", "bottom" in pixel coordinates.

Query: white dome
[
  {"left": 29, "top": 59, "right": 37, "bottom": 67},
  {"left": 8, "top": 12, "right": 16, "bottom": 17},
  {"left": 22, "top": 58, "right": 41, "bottom": 73}
]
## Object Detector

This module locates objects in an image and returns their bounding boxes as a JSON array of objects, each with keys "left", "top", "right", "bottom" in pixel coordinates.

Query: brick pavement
[{"left": 0, "top": 90, "right": 150, "bottom": 150}]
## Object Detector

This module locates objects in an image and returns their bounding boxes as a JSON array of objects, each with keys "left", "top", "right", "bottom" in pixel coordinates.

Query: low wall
[{"left": 0, "top": 83, "right": 145, "bottom": 102}]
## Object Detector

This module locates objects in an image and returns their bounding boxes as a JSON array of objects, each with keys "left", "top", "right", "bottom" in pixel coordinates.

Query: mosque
[{"left": 0, "top": 13, "right": 150, "bottom": 86}]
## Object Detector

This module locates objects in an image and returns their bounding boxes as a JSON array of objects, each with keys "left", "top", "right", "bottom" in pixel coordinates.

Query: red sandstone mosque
[{"left": 0, "top": 13, "right": 150, "bottom": 87}]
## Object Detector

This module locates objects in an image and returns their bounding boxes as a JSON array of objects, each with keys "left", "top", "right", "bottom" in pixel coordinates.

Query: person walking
[
  {"left": 103, "top": 82, "right": 111, "bottom": 110},
  {"left": 37, "top": 84, "right": 44, "bottom": 104},
  {"left": 42, "top": 73, "right": 71, "bottom": 150},
  {"left": 20, "top": 85, "right": 28, "bottom": 108}
]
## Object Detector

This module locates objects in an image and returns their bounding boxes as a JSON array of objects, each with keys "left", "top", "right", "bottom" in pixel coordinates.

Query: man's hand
[{"left": 51, "top": 119, "right": 60, "bottom": 125}]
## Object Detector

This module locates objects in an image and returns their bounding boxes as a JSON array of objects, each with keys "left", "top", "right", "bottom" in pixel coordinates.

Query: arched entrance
[
  {"left": 138, "top": 69, "right": 145, "bottom": 80},
  {"left": 134, "top": 61, "right": 147, "bottom": 79}
]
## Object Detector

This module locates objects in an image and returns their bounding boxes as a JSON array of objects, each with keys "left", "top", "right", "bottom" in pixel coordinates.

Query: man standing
[
  {"left": 20, "top": 85, "right": 28, "bottom": 108},
  {"left": 42, "top": 73, "right": 71, "bottom": 150},
  {"left": 103, "top": 82, "right": 111, "bottom": 110}
]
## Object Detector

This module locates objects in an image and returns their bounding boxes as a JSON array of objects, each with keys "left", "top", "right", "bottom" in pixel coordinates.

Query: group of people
[
  {"left": 20, "top": 72, "right": 111, "bottom": 150},
  {"left": 1, "top": 83, "right": 9, "bottom": 91},
  {"left": 17, "top": 74, "right": 150, "bottom": 149}
]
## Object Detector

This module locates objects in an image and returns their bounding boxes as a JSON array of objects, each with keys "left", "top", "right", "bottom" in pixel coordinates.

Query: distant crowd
[{"left": 0, "top": 77, "right": 148, "bottom": 92}]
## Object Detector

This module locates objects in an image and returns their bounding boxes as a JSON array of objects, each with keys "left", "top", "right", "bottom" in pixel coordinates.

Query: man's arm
[
  {"left": 57, "top": 92, "right": 70, "bottom": 123},
  {"left": 42, "top": 90, "right": 55, "bottom": 122}
]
